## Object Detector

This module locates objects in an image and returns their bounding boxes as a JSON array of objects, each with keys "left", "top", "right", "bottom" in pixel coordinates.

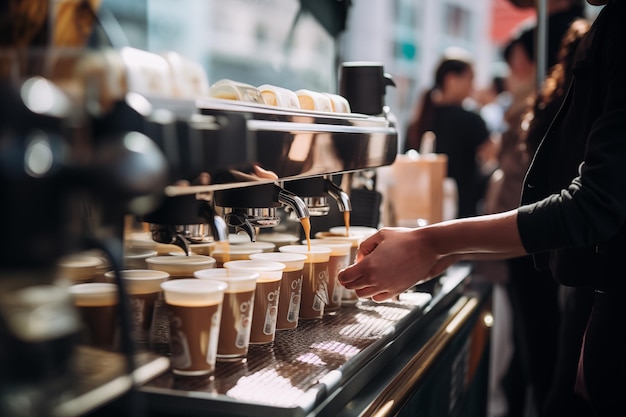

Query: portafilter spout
[
  {"left": 277, "top": 187, "right": 310, "bottom": 220},
  {"left": 324, "top": 178, "right": 352, "bottom": 213}
]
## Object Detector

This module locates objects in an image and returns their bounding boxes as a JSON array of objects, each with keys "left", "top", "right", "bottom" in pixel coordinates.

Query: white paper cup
[
  {"left": 250, "top": 252, "right": 307, "bottom": 330},
  {"left": 279, "top": 245, "right": 331, "bottom": 319},
  {"left": 195, "top": 268, "right": 259, "bottom": 360},
  {"left": 161, "top": 279, "right": 226, "bottom": 376},
  {"left": 224, "top": 260, "right": 285, "bottom": 344}
]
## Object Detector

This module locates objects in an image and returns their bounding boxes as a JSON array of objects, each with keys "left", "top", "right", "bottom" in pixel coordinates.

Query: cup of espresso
[
  {"left": 279, "top": 245, "right": 331, "bottom": 319},
  {"left": 146, "top": 255, "right": 217, "bottom": 354},
  {"left": 104, "top": 269, "right": 169, "bottom": 347},
  {"left": 69, "top": 282, "right": 119, "bottom": 350},
  {"left": 224, "top": 260, "right": 285, "bottom": 344},
  {"left": 194, "top": 268, "right": 259, "bottom": 361},
  {"left": 58, "top": 254, "right": 104, "bottom": 284},
  {"left": 160, "top": 279, "right": 226, "bottom": 376},
  {"left": 249, "top": 252, "right": 307, "bottom": 330},
  {"left": 303, "top": 240, "right": 351, "bottom": 313}
]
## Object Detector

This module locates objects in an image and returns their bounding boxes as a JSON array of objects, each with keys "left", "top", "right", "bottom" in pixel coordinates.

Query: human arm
[{"left": 338, "top": 209, "right": 526, "bottom": 301}]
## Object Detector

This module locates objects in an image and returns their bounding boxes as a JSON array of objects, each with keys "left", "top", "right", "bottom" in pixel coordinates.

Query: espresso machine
[
  {"left": 0, "top": 2, "right": 398, "bottom": 416},
  {"left": 0, "top": 72, "right": 172, "bottom": 416}
]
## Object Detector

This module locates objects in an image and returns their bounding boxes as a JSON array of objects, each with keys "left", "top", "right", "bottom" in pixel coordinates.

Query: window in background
[
  {"left": 103, "top": 0, "right": 337, "bottom": 93},
  {"left": 443, "top": 3, "right": 472, "bottom": 40}
]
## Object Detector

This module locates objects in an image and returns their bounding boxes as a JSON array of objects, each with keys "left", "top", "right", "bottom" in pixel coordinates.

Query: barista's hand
[{"left": 338, "top": 227, "right": 445, "bottom": 302}]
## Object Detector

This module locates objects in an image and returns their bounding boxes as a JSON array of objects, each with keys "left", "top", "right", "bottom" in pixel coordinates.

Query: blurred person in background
[
  {"left": 404, "top": 48, "right": 495, "bottom": 218},
  {"left": 479, "top": 73, "right": 511, "bottom": 141}
]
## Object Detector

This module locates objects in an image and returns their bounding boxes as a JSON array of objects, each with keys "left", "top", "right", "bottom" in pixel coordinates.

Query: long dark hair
[
  {"left": 405, "top": 57, "right": 472, "bottom": 152},
  {"left": 524, "top": 18, "right": 590, "bottom": 155}
]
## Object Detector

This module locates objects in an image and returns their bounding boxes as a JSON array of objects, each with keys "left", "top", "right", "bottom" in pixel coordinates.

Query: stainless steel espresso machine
[{"left": 0, "top": 1, "right": 399, "bottom": 416}]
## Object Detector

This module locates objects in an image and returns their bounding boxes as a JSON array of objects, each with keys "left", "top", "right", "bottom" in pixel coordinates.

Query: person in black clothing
[
  {"left": 339, "top": 1, "right": 626, "bottom": 416},
  {"left": 405, "top": 49, "right": 493, "bottom": 218}
]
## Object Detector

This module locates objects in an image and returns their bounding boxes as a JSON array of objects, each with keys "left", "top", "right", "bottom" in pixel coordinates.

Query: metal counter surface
[{"left": 140, "top": 264, "right": 471, "bottom": 417}]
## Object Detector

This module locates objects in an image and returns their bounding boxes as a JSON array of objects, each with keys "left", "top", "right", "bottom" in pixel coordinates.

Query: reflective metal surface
[{"left": 141, "top": 265, "right": 471, "bottom": 417}]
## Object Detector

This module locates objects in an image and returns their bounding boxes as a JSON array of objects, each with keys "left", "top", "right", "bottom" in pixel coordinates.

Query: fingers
[
  {"left": 356, "top": 230, "right": 384, "bottom": 259},
  {"left": 338, "top": 261, "right": 370, "bottom": 288}
]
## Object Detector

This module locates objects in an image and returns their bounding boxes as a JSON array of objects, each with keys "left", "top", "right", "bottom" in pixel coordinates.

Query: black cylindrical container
[{"left": 339, "top": 62, "right": 395, "bottom": 115}]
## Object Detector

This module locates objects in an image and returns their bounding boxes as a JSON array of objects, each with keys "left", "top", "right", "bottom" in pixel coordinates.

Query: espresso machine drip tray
[{"left": 141, "top": 265, "right": 469, "bottom": 417}]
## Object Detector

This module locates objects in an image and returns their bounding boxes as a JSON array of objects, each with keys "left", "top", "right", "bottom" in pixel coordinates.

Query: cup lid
[
  {"left": 145, "top": 255, "right": 216, "bottom": 276},
  {"left": 161, "top": 278, "right": 226, "bottom": 306},
  {"left": 194, "top": 268, "right": 259, "bottom": 292},
  {"left": 301, "top": 239, "right": 351, "bottom": 256},
  {"left": 70, "top": 282, "right": 118, "bottom": 306},
  {"left": 329, "top": 226, "right": 377, "bottom": 236},
  {"left": 279, "top": 244, "right": 332, "bottom": 262},
  {"left": 104, "top": 269, "right": 170, "bottom": 294},
  {"left": 249, "top": 252, "right": 306, "bottom": 270},
  {"left": 223, "top": 260, "right": 285, "bottom": 282}
]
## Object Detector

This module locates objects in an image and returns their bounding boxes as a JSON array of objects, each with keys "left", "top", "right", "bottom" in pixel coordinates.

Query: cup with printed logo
[
  {"left": 313, "top": 232, "right": 365, "bottom": 303},
  {"left": 279, "top": 245, "right": 332, "bottom": 319},
  {"left": 194, "top": 268, "right": 259, "bottom": 361},
  {"left": 303, "top": 240, "right": 351, "bottom": 313},
  {"left": 145, "top": 255, "right": 216, "bottom": 354},
  {"left": 104, "top": 269, "right": 169, "bottom": 347},
  {"left": 160, "top": 279, "right": 226, "bottom": 376},
  {"left": 224, "top": 260, "right": 285, "bottom": 344},
  {"left": 249, "top": 252, "right": 307, "bottom": 330}
]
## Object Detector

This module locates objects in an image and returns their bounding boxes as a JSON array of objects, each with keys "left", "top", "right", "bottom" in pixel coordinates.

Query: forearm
[
  {"left": 338, "top": 209, "right": 528, "bottom": 301},
  {"left": 422, "top": 209, "right": 527, "bottom": 259}
]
